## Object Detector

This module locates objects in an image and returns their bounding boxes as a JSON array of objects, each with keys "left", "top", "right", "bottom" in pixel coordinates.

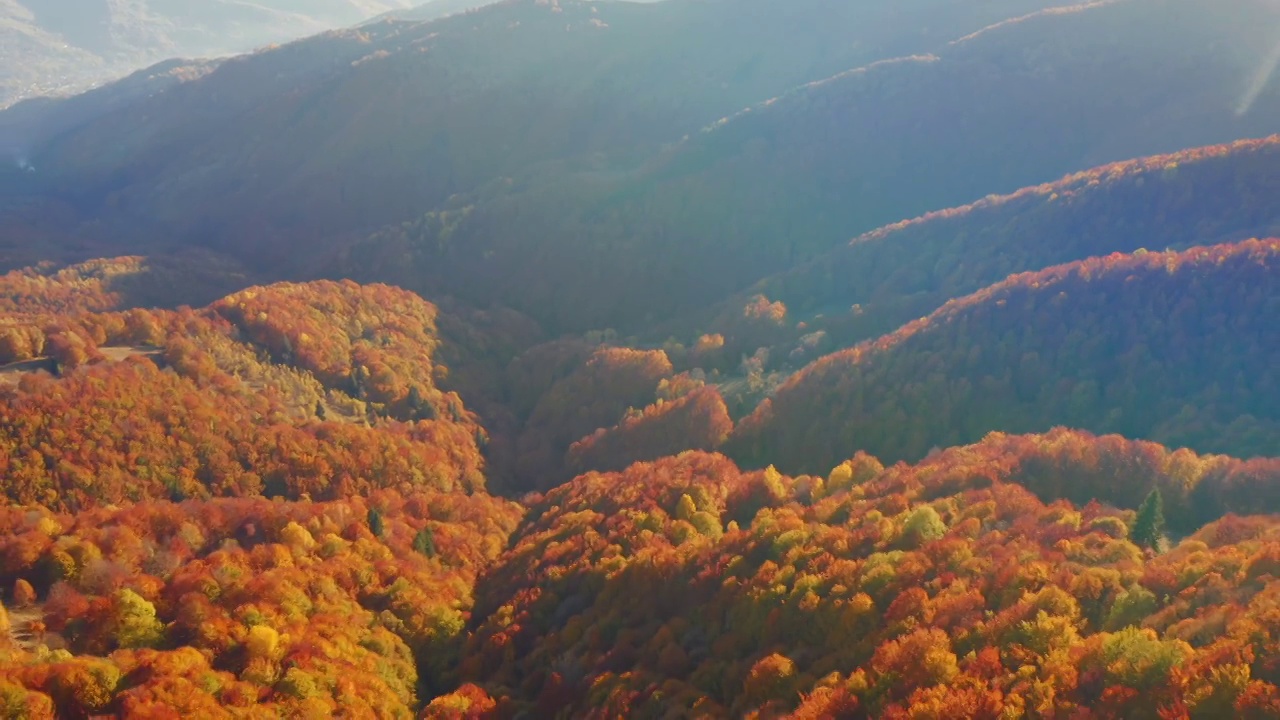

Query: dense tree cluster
[
  {"left": 0, "top": 253, "right": 253, "bottom": 317},
  {"left": 500, "top": 339, "right": 600, "bottom": 423},
  {"left": 888, "top": 429, "right": 1280, "bottom": 536},
  {"left": 566, "top": 386, "right": 734, "bottom": 475},
  {"left": 443, "top": 333, "right": 742, "bottom": 494},
  {"left": 0, "top": 264, "right": 1277, "bottom": 718},
  {"left": 211, "top": 280, "right": 467, "bottom": 422},
  {"left": 731, "top": 239, "right": 1280, "bottom": 473},
  {"left": 0, "top": 359, "right": 486, "bottom": 509},
  {"left": 441, "top": 443, "right": 1280, "bottom": 718},
  {"left": 512, "top": 347, "right": 674, "bottom": 490},
  {"left": 0, "top": 489, "right": 522, "bottom": 717},
  {"left": 0, "top": 280, "right": 491, "bottom": 510},
  {"left": 0, "top": 257, "right": 145, "bottom": 315}
]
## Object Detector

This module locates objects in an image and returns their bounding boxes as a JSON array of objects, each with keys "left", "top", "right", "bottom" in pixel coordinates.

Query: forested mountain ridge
[
  {"left": 8, "top": 429, "right": 1280, "bottom": 717},
  {"left": 0, "top": 0, "right": 1064, "bottom": 275},
  {"left": 446, "top": 442, "right": 1280, "bottom": 717},
  {"left": 334, "top": 0, "right": 1280, "bottom": 332},
  {"left": 729, "top": 239, "right": 1280, "bottom": 474},
  {"left": 675, "top": 134, "right": 1280, "bottom": 357},
  {"left": 0, "top": 274, "right": 531, "bottom": 714},
  {"left": 0, "top": 253, "right": 258, "bottom": 314},
  {"left": 0, "top": 234, "right": 1278, "bottom": 715},
  {"left": 0, "top": 278, "right": 494, "bottom": 509}
]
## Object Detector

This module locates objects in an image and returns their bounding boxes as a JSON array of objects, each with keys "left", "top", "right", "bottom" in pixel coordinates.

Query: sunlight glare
[{"left": 1236, "top": 32, "right": 1280, "bottom": 116}]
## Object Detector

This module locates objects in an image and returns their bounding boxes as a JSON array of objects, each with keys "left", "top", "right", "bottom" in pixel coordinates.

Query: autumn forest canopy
[{"left": 0, "top": 0, "right": 1279, "bottom": 717}]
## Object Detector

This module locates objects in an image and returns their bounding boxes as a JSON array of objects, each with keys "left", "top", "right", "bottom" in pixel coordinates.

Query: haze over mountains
[
  {"left": 0, "top": 0, "right": 496, "bottom": 109},
  {"left": 5, "top": 0, "right": 1278, "bottom": 333},
  {"left": 2, "top": 0, "right": 1280, "bottom": 716}
]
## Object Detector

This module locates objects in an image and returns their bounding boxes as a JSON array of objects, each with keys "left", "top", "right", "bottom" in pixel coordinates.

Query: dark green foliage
[
  {"left": 368, "top": 507, "right": 385, "bottom": 538},
  {"left": 1132, "top": 489, "right": 1166, "bottom": 550},
  {"left": 414, "top": 527, "right": 437, "bottom": 559},
  {"left": 408, "top": 386, "right": 437, "bottom": 421}
]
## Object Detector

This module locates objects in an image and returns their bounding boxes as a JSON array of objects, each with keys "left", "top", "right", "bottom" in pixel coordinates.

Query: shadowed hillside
[
  {"left": 3, "top": 0, "right": 1070, "bottom": 273},
  {"left": 676, "top": 135, "right": 1280, "bottom": 356},
  {"left": 337, "top": 0, "right": 1280, "bottom": 332}
]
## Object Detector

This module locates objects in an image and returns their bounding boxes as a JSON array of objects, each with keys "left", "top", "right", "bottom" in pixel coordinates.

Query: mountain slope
[
  {"left": 2, "top": 0, "right": 1066, "bottom": 270},
  {"left": 337, "top": 0, "right": 1280, "bottom": 332},
  {"left": 0, "top": 278, "right": 491, "bottom": 509},
  {"left": 0, "top": 269, "right": 536, "bottom": 716},
  {"left": 565, "top": 384, "right": 734, "bottom": 475},
  {"left": 450, "top": 443, "right": 1280, "bottom": 717},
  {"left": 683, "top": 135, "right": 1280, "bottom": 355},
  {"left": 511, "top": 346, "right": 675, "bottom": 490},
  {"left": 0, "top": 488, "right": 523, "bottom": 716},
  {"left": 0, "top": 252, "right": 256, "bottom": 313},
  {"left": 728, "top": 239, "right": 1280, "bottom": 474}
]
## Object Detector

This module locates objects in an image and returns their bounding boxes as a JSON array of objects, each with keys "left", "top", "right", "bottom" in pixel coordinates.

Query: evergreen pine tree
[
  {"left": 1132, "top": 488, "right": 1165, "bottom": 550},
  {"left": 413, "top": 526, "right": 437, "bottom": 558},
  {"left": 368, "top": 507, "right": 385, "bottom": 538}
]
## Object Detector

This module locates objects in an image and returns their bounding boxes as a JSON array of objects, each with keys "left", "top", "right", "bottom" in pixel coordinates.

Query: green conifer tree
[
  {"left": 413, "top": 527, "right": 437, "bottom": 558},
  {"left": 1132, "top": 488, "right": 1165, "bottom": 550}
]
